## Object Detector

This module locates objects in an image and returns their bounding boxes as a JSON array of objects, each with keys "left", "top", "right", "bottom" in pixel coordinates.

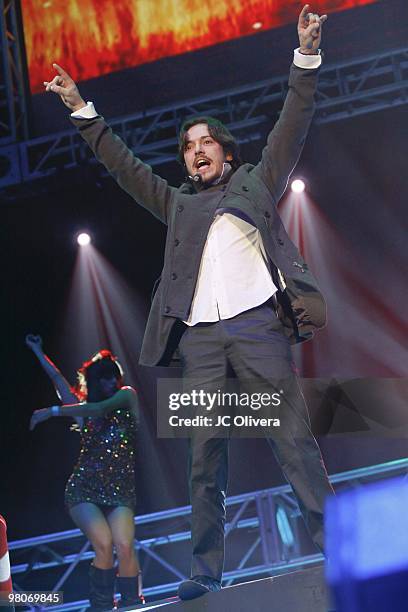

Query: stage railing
[{"left": 9, "top": 458, "right": 408, "bottom": 611}]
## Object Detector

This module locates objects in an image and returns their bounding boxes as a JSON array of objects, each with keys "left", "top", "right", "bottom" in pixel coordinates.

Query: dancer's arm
[
  {"left": 25, "top": 334, "right": 77, "bottom": 403},
  {"left": 30, "top": 387, "right": 137, "bottom": 430}
]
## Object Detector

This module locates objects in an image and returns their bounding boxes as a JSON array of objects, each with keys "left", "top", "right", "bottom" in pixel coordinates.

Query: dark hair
[
  {"left": 75, "top": 349, "right": 124, "bottom": 401},
  {"left": 177, "top": 116, "right": 243, "bottom": 171}
]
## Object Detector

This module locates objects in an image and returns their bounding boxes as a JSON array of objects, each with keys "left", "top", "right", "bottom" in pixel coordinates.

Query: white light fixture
[
  {"left": 291, "top": 179, "right": 305, "bottom": 193},
  {"left": 77, "top": 232, "right": 91, "bottom": 246}
]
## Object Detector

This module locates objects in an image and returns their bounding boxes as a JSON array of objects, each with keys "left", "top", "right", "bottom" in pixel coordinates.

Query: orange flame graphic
[{"left": 22, "top": 0, "right": 377, "bottom": 94}]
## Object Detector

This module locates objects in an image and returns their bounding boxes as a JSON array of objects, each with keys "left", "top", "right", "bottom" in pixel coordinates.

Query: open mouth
[{"left": 195, "top": 158, "right": 211, "bottom": 170}]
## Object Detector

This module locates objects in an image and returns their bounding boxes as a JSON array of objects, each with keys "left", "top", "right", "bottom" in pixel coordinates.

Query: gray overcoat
[{"left": 72, "top": 64, "right": 326, "bottom": 366}]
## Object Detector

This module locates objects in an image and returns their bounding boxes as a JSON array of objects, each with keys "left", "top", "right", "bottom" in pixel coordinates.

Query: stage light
[
  {"left": 77, "top": 232, "right": 91, "bottom": 246},
  {"left": 291, "top": 179, "right": 305, "bottom": 193},
  {"left": 276, "top": 505, "right": 295, "bottom": 547},
  {"left": 252, "top": 21, "right": 263, "bottom": 30}
]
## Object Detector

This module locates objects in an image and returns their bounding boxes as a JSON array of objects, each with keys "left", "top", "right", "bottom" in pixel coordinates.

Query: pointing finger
[
  {"left": 52, "top": 63, "right": 71, "bottom": 80},
  {"left": 298, "top": 4, "right": 310, "bottom": 27}
]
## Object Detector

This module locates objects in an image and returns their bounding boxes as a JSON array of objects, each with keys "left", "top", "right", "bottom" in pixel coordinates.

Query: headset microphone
[{"left": 189, "top": 173, "right": 203, "bottom": 186}]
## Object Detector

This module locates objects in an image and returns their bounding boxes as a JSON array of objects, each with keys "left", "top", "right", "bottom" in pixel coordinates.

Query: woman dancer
[{"left": 27, "top": 335, "right": 144, "bottom": 610}]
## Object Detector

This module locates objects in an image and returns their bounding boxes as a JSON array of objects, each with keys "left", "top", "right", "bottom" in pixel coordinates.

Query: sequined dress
[{"left": 65, "top": 406, "right": 137, "bottom": 510}]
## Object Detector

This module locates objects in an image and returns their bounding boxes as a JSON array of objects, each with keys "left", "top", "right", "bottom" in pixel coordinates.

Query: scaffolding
[
  {"left": 9, "top": 458, "right": 408, "bottom": 611},
  {"left": 0, "top": 0, "right": 29, "bottom": 144},
  {"left": 0, "top": 46, "right": 407, "bottom": 191}
]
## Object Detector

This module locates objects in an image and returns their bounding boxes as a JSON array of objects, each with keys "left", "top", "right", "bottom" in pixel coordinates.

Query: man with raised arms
[{"left": 44, "top": 5, "right": 333, "bottom": 601}]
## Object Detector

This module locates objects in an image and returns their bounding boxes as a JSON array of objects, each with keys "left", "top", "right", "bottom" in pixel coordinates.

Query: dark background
[{"left": 2, "top": 0, "right": 407, "bottom": 546}]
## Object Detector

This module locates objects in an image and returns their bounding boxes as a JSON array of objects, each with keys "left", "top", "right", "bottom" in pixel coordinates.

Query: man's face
[{"left": 183, "top": 123, "right": 231, "bottom": 184}]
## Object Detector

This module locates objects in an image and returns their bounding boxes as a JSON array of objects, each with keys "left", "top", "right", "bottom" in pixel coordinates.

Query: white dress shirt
[{"left": 184, "top": 212, "right": 277, "bottom": 325}]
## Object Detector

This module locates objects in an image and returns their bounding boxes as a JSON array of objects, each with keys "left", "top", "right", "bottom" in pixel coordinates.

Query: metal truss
[
  {"left": 0, "top": 46, "right": 407, "bottom": 192},
  {"left": 9, "top": 458, "right": 408, "bottom": 611},
  {"left": 0, "top": 0, "right": 29, "bottom": 144}
]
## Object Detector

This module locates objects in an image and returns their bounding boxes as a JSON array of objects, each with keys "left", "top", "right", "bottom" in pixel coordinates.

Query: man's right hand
[{"left": 44, "top": 64, "right": 86, "bottom": 112}]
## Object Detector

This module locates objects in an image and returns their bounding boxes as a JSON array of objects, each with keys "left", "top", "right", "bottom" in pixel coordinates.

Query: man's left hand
[{"left": 298, "top": 4, "right": 327, "bottom": 55}]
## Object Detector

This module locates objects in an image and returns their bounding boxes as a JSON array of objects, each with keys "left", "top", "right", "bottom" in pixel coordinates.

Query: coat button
[
  {"left": 293, "top": 261, "right": 306, "bottom": 273},
  {"left": 171, "top": 273, "right": 177, "bottom": 280},
  {"left": 242, "top": 185, "right": 249, "bottom": 192},
  {"left": 165, "top": 306, "right": 171, "bottom": 313},
  {"left": 174, "top": 239, "right": 180, "bottom": 246},
  {"left": 177, "top": 205, "right": 184, "bottom": 212},
  {"left": 264, "top": 211, "right": 271, "bottom": 218},
  {"left": 277, "top": 238, "right": 284, "bottom": 245}
]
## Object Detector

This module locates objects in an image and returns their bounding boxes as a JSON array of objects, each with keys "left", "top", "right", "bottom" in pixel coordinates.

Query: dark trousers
[{"left": 178, "top": 301, "right": 334, "bottom": 581}]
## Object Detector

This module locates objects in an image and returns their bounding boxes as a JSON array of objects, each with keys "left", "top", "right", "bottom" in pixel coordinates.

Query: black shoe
[{"left": 178, "top": 575, "right": 221, "bottom": 601}]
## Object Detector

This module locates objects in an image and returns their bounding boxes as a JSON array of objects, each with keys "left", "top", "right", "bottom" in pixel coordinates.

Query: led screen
[{"left": 22, "top": 0, "right": 378, "bottom": 94}]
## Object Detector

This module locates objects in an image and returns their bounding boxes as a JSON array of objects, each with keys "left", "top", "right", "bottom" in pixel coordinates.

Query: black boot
[
  {"left": 88, "top": 564, "right": 116, "bottom": 611},
  {"left": 116, "top": 573, "right": 145, "bottom": 608}
]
